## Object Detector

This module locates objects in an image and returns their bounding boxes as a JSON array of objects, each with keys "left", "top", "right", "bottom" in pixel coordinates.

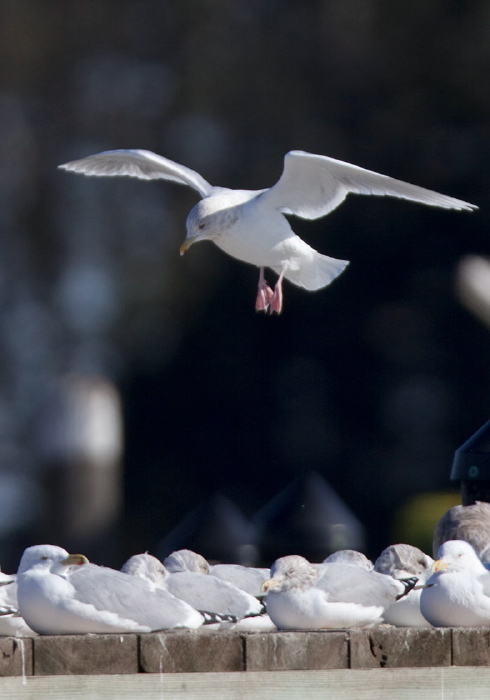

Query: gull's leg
[
  {"left": 270, "top": 268, "right": 286, "bottom": 314},
  {"left": 255, "top": 267, "right": 274, "bottom": 312}
]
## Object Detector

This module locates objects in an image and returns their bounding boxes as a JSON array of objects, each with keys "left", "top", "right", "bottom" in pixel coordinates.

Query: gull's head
[
  {"left": 17, "top": 545, "right": 70, "bottom": 575},
  {"left": 121, "top": 553, "right": 167, "bottom": 585},
  {"left": 432, "top": 540, "right": 484, "bottom": 574},
  {"left": 163, "top": 549, "right": 210, "bottom": 574},
  {"left": 17, "top": 545, "right": 89, "bottom": 576},
  {"left": 374, "top": 544, "right": 434, "bottom": 579},
  {"left": 324, "top": 549, "right": 374, "bottom": 571},
  {"left": 181, "top": 196, "right": 239, "bottom": 255},
  {"left": 262, "top": 555, "right": 319, "bottom": 594}
]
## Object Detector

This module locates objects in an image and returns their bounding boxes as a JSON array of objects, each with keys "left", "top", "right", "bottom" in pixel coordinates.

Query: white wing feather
[
  {"left": 59, "top": 149, "right": 213, "bottom": 198},
  {"left": 263, "top": 150, "right": 477, "bottom": 219}
]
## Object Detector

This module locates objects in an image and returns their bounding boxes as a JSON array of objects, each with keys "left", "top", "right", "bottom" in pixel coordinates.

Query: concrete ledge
[
  {"left": 452, "top": 628, "right": 490, "bottom": 666},
  {"left": 1, "top": 628, "right": 490, "bottom": 677},
  {"left": 0, "top": 638, "right": 33, "bottom": 677},
  {"left": 34, "top": 634, "right": 138, "bottom": 676},
  {"left": 350, "top": 628, "right": 452, "bottom": 668},
  {"left": 245, "top": 631, "right": 349, "bottom": 671},
  {"left": 140, "top": 631, "right": 244, "bottom": 673}
]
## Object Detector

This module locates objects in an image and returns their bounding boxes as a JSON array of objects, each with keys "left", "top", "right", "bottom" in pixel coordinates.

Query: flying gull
[{"left": 59, "top": 149, "right": 477, "bottom": 313}]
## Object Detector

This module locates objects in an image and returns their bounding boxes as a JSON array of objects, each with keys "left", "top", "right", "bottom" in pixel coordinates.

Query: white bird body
[
  {"left": 59, "top": 149, "right": 477, "bottom": 313},
  {"left": 17, "top": 545, "right": 204, "bottom": 635},
  {"left": 262, "top": 554, "right": 412, "bottom": 630},
  {"left": 264, "top": 580, "right": 383, "bottom": 630},
  {"left": 382, "top": 570, "right": 433, "bottom": 628},
  {"left": 18, "top": 549, "right": 144, "bottom": 634},
  {"left": 420, "top": 540, "right": 490, "bottom": 627},
  {"left": 191, "top": 190, "right": 347, "bottom": 292}
]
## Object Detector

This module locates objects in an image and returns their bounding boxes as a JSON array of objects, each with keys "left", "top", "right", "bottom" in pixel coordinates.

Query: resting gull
[
  {"left": 374, "top": 544, "right": 434, "bottom": 627},
  {"left": 262, "top": 554, "right": 416, "bottom": 630},
  {"left": 420, "top": 540, "right": 490, "bottom": 627},
  {"left": 59, "top": 149, "right": 477, "bottom": 313},
  {"left": 17, "top": 545, "right": 205, "bottom": 634}
]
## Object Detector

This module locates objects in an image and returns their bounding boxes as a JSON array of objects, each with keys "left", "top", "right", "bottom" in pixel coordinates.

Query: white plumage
[
  {"left": 420, "top": 540, "right": 490, "bottom": 627},
  {"left": 17, "top": 545, "right": 204, "bottom": 634},
  {"left": 59, "top": 149, "right": 477, "bottom": 313},
  {"left": 262, "top": 554, "right": 413, "bottom": 630}
]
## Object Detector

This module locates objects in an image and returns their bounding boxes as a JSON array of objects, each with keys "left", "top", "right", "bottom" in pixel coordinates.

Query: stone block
[
  {"left": 452, "top": 628, "right": 490, "bottom": 666},
  {"left": 350, "top": 628, "right": 452, "bottom": 668},
  {"left": 0, "top": 638, "right": 33, "bottom": 677},
  {"left": 244, "top": 631, "right": 349, "bottom": 671},
  {"left": 34, "top": 634, "right": 139, "bottom": 675},
  {"left": 140, "top": 631, "right": 244, "bottom": 673}
]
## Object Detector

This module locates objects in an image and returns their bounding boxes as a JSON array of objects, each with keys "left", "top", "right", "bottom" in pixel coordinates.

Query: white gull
[
  {"left": 59, "top": 149, "right": 477, "bottom": 313},
  {"left": 420, "top": 539, "right": 490, "bottom": 627},
  {"left": 17, "top": 544, "right": 204, "bottom": 634},
  {"left": 262, "top": 554, "right": 416, "bottom": 630}
]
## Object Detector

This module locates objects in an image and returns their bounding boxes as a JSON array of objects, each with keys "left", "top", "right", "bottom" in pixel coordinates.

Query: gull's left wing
[{"left": 263, "top": 150, "right": 477, "bottom": 220}]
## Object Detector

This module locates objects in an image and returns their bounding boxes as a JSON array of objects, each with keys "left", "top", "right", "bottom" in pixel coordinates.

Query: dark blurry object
[
  {"left": 58, "top": 149, "right": 476, "bottom": 314},
  {"left": 433, "top": 501, "right": 490, "bottom": 562},
  {"left": 36, "top": 375, "right": 123, "bottom": 564},
  {"left": 254, "top": 472, "right": 365, "bottom": 563},
  {"left": 156, "top": 493, "right": 258, "bottom": 565},
  {"left": 451, "top": 419, "right": 490, "bottom": 505},
  {"left": 456, "top": 256, "right": 490, "bottom": 329}
]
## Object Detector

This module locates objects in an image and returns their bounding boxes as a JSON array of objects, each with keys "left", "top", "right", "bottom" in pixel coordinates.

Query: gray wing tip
[
  {"left": 57, "top": 149, "right": 142, "bottom": 169},
  {"left": 446, "top": 201, "right": 478, "bottom": 212}
]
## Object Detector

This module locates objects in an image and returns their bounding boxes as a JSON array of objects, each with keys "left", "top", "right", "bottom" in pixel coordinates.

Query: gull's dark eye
[
  {"left": 198, "top": 223, "right": 206, "bottom": 229},
  {"left": 40, "top": 556, "right": 48, "bottom": 560}
]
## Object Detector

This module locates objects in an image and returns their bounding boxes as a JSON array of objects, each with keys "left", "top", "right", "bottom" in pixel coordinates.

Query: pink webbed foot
[
  {"left": 255, "top": 268, "right": 274, "bottom": 312},
  {"left": 269, "top": 269, "right": 285, "bottom": 314}
]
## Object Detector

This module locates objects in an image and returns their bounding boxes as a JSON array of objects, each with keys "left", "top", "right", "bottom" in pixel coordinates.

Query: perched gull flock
[
  {"left": 59, "top": 149, "right": 477, "bottom": 313},
  {"left": 1, "top": 502, "right": 490, "bottom": 635}
]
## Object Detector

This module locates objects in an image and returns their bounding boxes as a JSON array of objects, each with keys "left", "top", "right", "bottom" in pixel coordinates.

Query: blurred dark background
[{"left": 0, "top": 0, "right": 488, "bottom": 571}]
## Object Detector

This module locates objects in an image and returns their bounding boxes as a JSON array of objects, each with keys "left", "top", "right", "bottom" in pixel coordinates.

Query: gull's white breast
[{"left": 213, "top": 193, "right": 308, "bottom": 270}]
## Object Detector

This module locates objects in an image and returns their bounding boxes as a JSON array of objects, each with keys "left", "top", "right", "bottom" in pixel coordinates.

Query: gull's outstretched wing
[
  {"left": 59, "top": 149, "right": 213, "bottom": 198},
  {"left": 263, "top": 150, "right": 477, "bottom": 220}
]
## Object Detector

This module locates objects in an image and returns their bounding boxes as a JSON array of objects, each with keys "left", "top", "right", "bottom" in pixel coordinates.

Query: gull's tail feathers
[{"left": 283, "top": 253, "right": 349, "bottom": 291}]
